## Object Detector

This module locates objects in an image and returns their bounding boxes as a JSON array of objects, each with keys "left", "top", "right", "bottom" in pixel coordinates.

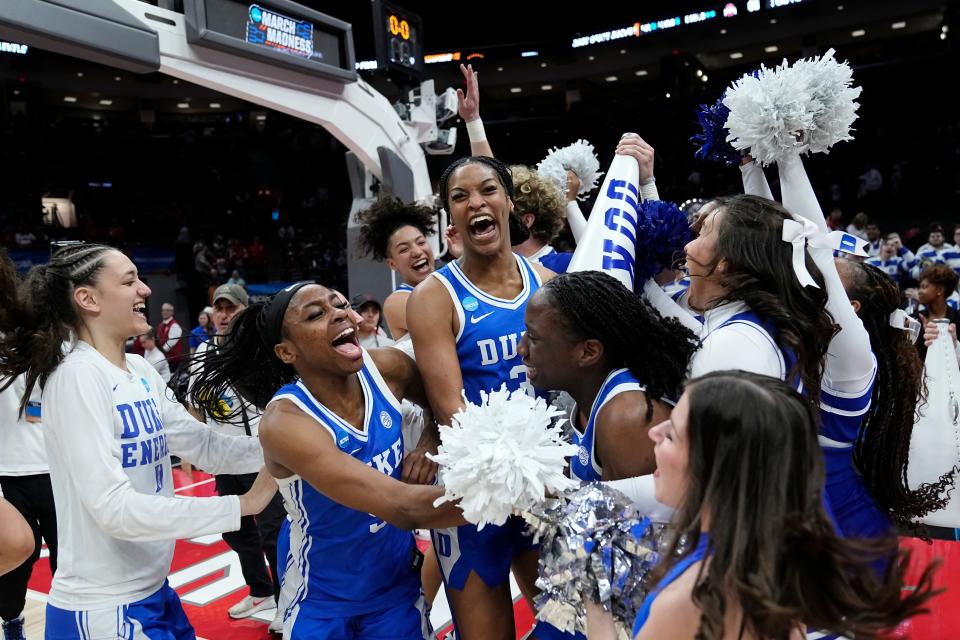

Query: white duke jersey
[
  {"left": 42, "top": 341, "right": 264, "bottom": 610},
  {"left": 270, "top": 349, "right": 420, "bottom": 620},
  {"left": 431, "top": 254, "right": 542, "bottom": 404}
]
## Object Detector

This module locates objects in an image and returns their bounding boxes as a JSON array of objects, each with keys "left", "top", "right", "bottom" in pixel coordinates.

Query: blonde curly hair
[{"left": 509, "top": 164, "right": 566, "bottom": 245}]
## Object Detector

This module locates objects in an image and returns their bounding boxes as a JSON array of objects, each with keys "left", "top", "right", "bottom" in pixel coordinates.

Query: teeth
[
  {"left": 334, "top": 328, "right": 355, "bottom": 341},
  {"left": 470, "top": 215, "right": 494, "bottom": 225}
]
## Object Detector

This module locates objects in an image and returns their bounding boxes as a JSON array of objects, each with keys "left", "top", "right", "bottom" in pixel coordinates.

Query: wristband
[{"left": 465, "top": 118, "right": 486, "bottom": 143}]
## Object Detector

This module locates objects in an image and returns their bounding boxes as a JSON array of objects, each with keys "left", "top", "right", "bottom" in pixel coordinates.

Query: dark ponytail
[
  {"left": 188, "top": 304, "right": 297, "bottom": 414},
  {"left": 842, "top": 260, "right": 954, "bottom": 525},
  {"left": 0, "top": 244, "right": 114, "bottom": 415}
]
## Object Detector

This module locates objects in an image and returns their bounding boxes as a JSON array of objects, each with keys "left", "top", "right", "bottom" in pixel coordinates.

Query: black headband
[{"left": 256, "top": 281, "right": 312, "bottom": 347}]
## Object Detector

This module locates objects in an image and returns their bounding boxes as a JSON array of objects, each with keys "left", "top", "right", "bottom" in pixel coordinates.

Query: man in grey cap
[{"left": 189, "top": 283, "right": 285, "bottom": 629}]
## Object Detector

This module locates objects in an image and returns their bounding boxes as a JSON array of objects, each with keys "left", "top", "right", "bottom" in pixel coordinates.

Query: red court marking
[{"left": 28, "top": 468, "right": 533, "bottom": 639}]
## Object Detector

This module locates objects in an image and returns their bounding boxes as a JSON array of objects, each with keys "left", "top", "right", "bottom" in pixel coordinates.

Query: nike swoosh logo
[
  {"left": 112, "top": 384, "right": 119, "bottom": 392},
  {"left": 349, "top": 447, "right": 363, "bottom": 455},
  {"left": 470, "top": 311, "right": 494, "bottom": 324}
]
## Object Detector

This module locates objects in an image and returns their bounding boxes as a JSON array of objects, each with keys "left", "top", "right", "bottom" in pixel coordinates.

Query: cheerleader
[{"left": 587, "top": 372, "right": 937, "bottom": 640}]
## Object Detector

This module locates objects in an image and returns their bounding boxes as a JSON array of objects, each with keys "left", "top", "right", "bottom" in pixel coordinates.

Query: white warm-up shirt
[
  {"left": 43, "top": 341, "right": 264, "bottom": 609},
  {"left": 0, "top": 374, "right": 47, "bottom": 476}
]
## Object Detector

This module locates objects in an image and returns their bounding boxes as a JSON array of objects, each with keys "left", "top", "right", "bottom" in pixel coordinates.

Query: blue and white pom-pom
[
  {"left": 723, "top": 49, "right": 861, "bottom": 166},
  {"left": 634, "top": 200, "right": 692, "bottom": 282},
  {"left": 537, "top": 139, "right": 604, "bottom": 201},
  {"left": 689, "top": 97, "right": 741, "bottom": 166},
  {"left": 429, "top": 385, "right": 579, "bottom": 529}
]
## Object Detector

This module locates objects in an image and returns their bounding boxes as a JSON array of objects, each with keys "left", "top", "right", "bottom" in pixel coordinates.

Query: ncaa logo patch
[
  {"left": 577, "top": 445, "right": 589, "bottom": 467},
  {"left": 462, "top": 296, "right": 479, "bottom": 312},
  {"left": 338, "top": 434, "right": 351, "bottom": 449},
  {"left": 380, "top": 410, "right": 393, "bottom": 428},
  {"left": 140, "top": 377, "right": 151, "bottom": 393}
]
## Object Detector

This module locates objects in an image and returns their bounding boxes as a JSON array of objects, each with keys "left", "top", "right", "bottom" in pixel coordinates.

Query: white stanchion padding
[
  {"left": 567, "top": 154, "right": 640, "bottom": 290},
  {"left": 908, "top": 321, "right": 960, "bottom": 527}
]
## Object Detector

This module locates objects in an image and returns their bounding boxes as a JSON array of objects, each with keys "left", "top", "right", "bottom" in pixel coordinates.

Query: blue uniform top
[
  {"left": 431, "top": 253, "right": 542, "bottom": 405},
  {"left": 633, "top": 531, "right": 710, "bottom": 638},
  {"left": 819, "top": 364, "right": 891, "bottom": 540},
  {"left": 570, "top": 368, "right": 644, "bottom": 483},
  {"left": 534, "top": 248, "right": 573, "bottom": 274},
  {"left": 270, "top": 350, "right": 419, "bottom": 619},
  {"left": 395, "top": 282, "right": 415, "bottom": 293}
]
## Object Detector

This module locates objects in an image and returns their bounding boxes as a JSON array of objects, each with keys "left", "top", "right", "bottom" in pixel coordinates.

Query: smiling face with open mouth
[
  {"left": 276, "top": 284, "right": 364, "bottom": 376},
  {"left": 446, "top": 162, "right": 513, "bottom": 257},
  {"left": 386, "top": 224, "right": 435, "bottom": 286},
  {"left": 83, "top": 250, "right": 153, "bottom": 341}
]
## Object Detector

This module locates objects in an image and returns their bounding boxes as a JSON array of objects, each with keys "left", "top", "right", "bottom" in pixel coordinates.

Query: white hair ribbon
[
  {"left": 889, "top": 308, "right": 922, "bottom": 343},
  {"left": 781, "top": 217, "right": 821, "bottom": 288}
]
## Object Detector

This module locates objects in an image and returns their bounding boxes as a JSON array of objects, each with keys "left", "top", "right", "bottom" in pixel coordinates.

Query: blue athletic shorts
[
  {"left": 431, "top": 515, "right": 536, "bottom": 590},
  {"left": 286, "top": 592, "right": 431, "bottom": 640},
  {"left": 45, "top": 581, "right": 194, "bottom": 640}
]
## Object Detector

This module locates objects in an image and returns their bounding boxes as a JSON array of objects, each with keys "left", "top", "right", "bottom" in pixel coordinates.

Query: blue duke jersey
[
  {"left": 570, "top": 368, "right": 644, "bottom": 483},
  {"left": 395, "top": 282, "right": 415, "bottom": 293},
  {"left": 270, "top": 349, "right": 421, "bottom": 624},
  {"left": 431, "top": 253, "right": 543, "bottom": 404},
  {"left": 41, "top": 341, "right": 262, "bottom": 610}
]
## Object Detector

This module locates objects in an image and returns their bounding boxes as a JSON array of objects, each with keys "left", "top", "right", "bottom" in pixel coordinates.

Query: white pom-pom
[
  {"left": 428, "top": 384, "right": 579, "bottom": 530},
  {"left": 723, "top": 49, "right": 860, "bottom": 166},
  {"left": 537, "top": 139, "right": 604, "bottom": 201},
  {"left": 787, "top": 48, "right": 862, "bottom": 155}
]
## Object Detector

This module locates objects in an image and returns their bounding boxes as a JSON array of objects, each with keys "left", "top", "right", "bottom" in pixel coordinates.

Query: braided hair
[
  {"left": 841, "top": 260, "right": 954, "bottom": 526},
  {"left": 0, "top": 243, "right": 115, "bottom": 415},
  {"left": 356, "top": 197, "right": 437, "bottom": 261},
  {"left": 538, "top": 271, "right": 699, "bottom": 416},
  {"left": 438, "top": 156, "right": 514, "bottom": 209},
  {"left": 188, "top": 303, "right": 298, "bottom": 414}
]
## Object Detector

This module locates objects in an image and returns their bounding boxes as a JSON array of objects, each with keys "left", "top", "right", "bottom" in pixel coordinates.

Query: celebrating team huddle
[{"left": 0, "top": 51, "right": 954, "bottom": 640}]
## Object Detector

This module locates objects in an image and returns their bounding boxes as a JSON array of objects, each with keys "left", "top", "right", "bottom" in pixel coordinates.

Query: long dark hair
[
  {"left": 842, "top": 260, "right": 954, "bottom": 525},
  {"left": 651, "top": 371, "right": 938, "bottom": 640},
  {"left": 537, "top": 271, "right": 699, "bottom": 416},
  {"left": 704, "top": 194, "right": 836, "bottom": 404},
  {"left": 0, "top": 244, "right": 115, "bottom": 415},
  {"left": 188, "top": 303, "right": 297, "bottom": 414}
]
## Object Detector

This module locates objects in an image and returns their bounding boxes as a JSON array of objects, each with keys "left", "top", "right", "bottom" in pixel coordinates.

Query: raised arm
[
  {"left": 457, "top": 63, "right": 494, "bottom": 158},
  {"left": 615, "top": 134, "right": 659, "bottom": 202},
  {"left": 259, "top": 400, "right": 463, "bottom": 530},
  {"left": 778, "top": 153, "right": 873, "bottom": 390},
  {"left": 740, "top": 157, "right": 775, "bottom": 200}
]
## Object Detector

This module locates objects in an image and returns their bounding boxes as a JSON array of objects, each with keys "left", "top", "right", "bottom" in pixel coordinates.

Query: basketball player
[
  {"left": 407, "top": 156, "right": 561, "bottom": 639},
  {"left": 0, "top": 244, "right": 278, "bottom": 639},
  {"left": 189, "top": 282, "right": 465, "bottom": 639},
  {"left": 356, "top": 198, "right": 439, "bottom": 340}
]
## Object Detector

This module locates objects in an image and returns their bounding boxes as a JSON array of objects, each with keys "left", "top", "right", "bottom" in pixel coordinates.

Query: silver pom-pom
[
  {"left": 523, "top": 482, "right": 669, "bottom": 638},
  {"left": 723, "top": 49, "right": 861, "bottom": 166}
]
